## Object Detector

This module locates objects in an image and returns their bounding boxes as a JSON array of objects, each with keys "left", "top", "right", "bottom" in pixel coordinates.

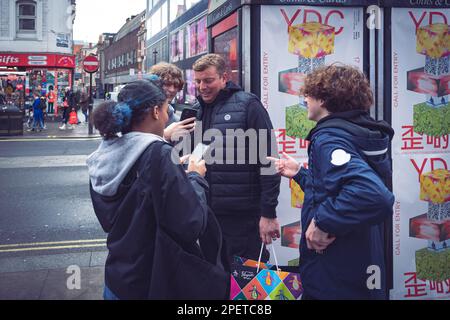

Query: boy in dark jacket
[{"left": 269, "top": 64, "right": 395, "bottom": 300}]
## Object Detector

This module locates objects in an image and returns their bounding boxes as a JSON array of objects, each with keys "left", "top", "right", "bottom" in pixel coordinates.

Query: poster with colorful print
[{"left": 390, "top": 7, "right": 450, "bottom": 300}]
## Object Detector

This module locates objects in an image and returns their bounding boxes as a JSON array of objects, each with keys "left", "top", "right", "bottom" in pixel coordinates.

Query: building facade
[
  {"left": 102, "top": 11, "right": 146, "bottom": 94},
  {"left": 145, "top": 0, "right": 207, "bottom": 105},
  {"left": 0, "top": 0, "right": 76, "bottom": 108}
]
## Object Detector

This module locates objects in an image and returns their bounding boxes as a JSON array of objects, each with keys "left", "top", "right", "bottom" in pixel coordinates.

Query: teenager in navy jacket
[{"left": 269, "top": 65, "right": 395, "bottom": 300}]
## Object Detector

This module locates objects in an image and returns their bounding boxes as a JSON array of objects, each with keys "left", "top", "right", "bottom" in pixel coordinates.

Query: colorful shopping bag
[
  {"left": 229, "top": 246, "right": 303, "bottom": 300},
  {"left": 69, "top": 110, "right": 78, "bottom": 125}
]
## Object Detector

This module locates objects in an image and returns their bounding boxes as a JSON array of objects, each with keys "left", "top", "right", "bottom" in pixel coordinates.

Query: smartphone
[
  {"left": 191, "top": 143, "right": 210, "bottom": 162},
  {"left": 180, "top": 107, "right": 198, "bottom": 122}
]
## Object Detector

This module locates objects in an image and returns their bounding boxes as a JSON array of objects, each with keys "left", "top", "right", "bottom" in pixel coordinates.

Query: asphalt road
[{"left": 0, "top": 139, "right": 107, "bottom": 257}]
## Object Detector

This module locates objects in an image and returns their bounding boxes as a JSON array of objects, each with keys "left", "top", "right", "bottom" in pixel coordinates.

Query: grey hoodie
[{"left": 86, "top": 132, "right": 165, "bottom": 196}]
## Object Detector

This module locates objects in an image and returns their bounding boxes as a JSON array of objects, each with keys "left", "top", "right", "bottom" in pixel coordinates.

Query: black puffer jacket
[{"left": 193, "top": 82, "right": 280, "bottom": 218}]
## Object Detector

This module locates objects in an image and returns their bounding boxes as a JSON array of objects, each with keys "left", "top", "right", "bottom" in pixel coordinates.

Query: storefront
[
  {"left": 0, "top": 53, "right": 75, "bottom": 110},
  {"left": 169, "top": 11, "right": 209, "bottom": 104},
  {"left": 207, "top": 0, "right": 241, "bottom": 86},
  {"left": 146, "top": 0, "right": 209, "bottom": 106}
]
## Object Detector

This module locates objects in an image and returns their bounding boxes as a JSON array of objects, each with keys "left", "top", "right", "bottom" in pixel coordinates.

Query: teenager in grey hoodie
[{"left": 86, "top": 80, "right": 209, "bottom": 299}]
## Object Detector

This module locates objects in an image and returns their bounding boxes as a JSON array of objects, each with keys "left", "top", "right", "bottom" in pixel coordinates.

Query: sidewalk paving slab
[{"left": 39, "top": 266, "right": 104, "bottom": 300}]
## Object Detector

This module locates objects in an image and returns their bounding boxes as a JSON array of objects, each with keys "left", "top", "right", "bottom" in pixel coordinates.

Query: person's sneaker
[
  {"left": 59, "top": 124, "right": 66, "bottom": 130},
  {"left": 43, "top": 125, "right": 47, "bottom": 129},
  {"left": 26, "top": 128, "right": 35, "bottom": 132}
]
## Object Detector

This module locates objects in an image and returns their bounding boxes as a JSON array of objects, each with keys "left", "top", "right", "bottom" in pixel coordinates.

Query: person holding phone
[
  {"left": 149, "top": 62, "right": 196, "bottom": 143},
  {"left": 87, "top": 80, "right": 218, "bottom": 300},
  {"left": 191, "top": 54, "right": 281, "bottom": 264}
]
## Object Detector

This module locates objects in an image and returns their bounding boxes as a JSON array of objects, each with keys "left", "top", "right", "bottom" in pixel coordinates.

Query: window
[
  {"left": 186, "top": 16, "right": 207, "bottom": 58},
  {"left": 161, "top": 2, "right": 168, "bottom": 30},
  {"left": 213, "top": 27, "right": 239, "bottom": 85},
  {"left": 147, "top": 3, "right": 168, "bottom": 39},
  {"left": 170, "top": 29, "right": 184, "bottom": 62},
  {"left": 17, "top": 1, "right": 36, "bottom": 32}
]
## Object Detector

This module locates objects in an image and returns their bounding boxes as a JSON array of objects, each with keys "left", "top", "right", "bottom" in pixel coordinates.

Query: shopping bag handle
[{"left": 256, "top": 242, "right": 280, "bottom": 273}]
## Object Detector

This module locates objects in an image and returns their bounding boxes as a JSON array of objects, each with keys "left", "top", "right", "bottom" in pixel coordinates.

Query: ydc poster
[
  {"left": 390, "top": 7, "right": 450, "bottom": 300},
  {"left": 260, "top": 6, "right": 364, "bottom": 265}
]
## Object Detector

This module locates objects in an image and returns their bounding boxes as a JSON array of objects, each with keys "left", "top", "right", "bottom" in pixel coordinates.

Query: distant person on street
[
  {"left": 268, "top": 64, "right": 395, "bottom": 300},
  {"left": 0, "top": 88, "right": 6, "bottom": 105},
  {"left": 79, "top": 89, "right": 89, "bottom": 124},
  {"left": 87, "top": 80, "right": 226, "bottom": 300},
  {"left": 46, "top": 86, "right": 56, "bottom": 114},
  {"left": 27, "top": 91, "right": 44, "bottom": 132},
  {"left": 59, "top": 87, "right": 75, "bottom": 130}
]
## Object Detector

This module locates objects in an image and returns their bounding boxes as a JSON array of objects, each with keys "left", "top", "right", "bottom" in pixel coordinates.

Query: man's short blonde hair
[{"left": 193, "top": 54, "right": 226, "bottom": 76}]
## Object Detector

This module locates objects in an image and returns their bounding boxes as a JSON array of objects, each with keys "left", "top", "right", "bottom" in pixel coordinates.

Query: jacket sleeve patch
[{"left": 330, "top": 149, "right": 351, "bottom": 166}]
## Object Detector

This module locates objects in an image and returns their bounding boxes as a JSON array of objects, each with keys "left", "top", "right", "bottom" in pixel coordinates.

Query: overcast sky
[{"left": 73, "top": 0, "right": 146, "bottom": 44}]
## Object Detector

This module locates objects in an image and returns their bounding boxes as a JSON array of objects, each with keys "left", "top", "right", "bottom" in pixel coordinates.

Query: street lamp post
[{"left": 152, "top": 49, "right": 158, "bottom": 65}]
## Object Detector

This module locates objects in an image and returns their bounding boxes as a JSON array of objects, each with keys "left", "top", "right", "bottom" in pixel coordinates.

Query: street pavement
[{"left": 0, "top": 114, "right": 107, "bottom": 300}]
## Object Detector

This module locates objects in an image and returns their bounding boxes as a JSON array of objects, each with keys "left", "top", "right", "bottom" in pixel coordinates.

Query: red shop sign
[{"left": 0, "top": 53, "right": 75, "bottom": 68}]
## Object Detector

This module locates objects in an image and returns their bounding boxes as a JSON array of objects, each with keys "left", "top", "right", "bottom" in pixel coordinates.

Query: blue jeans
[
  {"left": 32, "top": 112, "right": 44, "bottom": 130},
  {"left": 103, "top": 285, "right": 119, "bottom": 300}
]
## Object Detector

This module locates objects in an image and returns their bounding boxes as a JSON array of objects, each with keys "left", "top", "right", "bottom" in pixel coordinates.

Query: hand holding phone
[
  {"left": 180, "top": 107, "right": 198, "bottom": 122},
  {"left": 191, "top": 143, "right": 210, "bottom": 162}
]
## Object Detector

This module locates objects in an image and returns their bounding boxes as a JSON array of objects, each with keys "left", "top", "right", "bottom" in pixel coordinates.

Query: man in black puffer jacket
[{"left": 190, "top": 54, "right": 281, "bottom": 263}]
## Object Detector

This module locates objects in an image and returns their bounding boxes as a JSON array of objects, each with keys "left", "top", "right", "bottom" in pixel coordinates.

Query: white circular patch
[
  {"left": 224, "top": 114, "right": 231, "bottom": 121},
  {"left": 331, "top": 149, "right": 351, "bottom": 166}
]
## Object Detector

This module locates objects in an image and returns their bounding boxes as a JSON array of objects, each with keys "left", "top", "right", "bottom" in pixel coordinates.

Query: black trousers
[{"left": 216, "top": 215, "right": 270, "bottom": 265}]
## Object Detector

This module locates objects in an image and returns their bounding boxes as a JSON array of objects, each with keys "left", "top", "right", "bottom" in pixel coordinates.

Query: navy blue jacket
[
  {"left": 193, "top": 81, "right": 281, "bottom": 218},
  {"left": 90, "top": 142, "right": 209, "bottom": 299},
  {"left": 294, "top": 111, "right": 395, "bottom": 300}
]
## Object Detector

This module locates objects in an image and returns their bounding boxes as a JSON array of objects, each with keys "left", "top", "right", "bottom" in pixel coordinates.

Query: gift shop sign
[{"left": 0, "top": 53, "right": 75, "bottom": 68}]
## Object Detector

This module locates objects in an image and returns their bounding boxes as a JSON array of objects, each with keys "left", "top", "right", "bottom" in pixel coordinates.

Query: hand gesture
[
  {"left": 187, "top": 155, "right": 206, "bottom": 177},
  {"left": 164, "top": 118, "right": 196, "bottom": 142},
  {"left": 267, "top": 152, "right": 301, "bottom": 178}
]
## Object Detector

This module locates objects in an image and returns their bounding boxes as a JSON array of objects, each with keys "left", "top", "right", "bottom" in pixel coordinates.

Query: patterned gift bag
[{"left": 229, "top": 245, "right": 303, "bottom": 300}]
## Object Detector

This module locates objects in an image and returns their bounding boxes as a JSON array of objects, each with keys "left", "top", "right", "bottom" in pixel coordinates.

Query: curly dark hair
[
  {"left": 93, "top": 80, "right": 166, "bottom": 140},
  {"left": 300, "top": 64, "right": 374, "bottom": 113},
  {"left": 150, "top": 62, "right": 185, "bottom": 91}
]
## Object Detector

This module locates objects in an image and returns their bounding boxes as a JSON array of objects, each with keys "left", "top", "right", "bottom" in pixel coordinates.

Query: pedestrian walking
[
  {"left": 268, "top": 64, "right": 395, "bottom": 300},
  {"left": 59, "top": 87, "right": 74, "bottom": 130},
  {"left": 27, "top": 91, "right": 44, "bottom": 132},
  {"left": 0, "top": 88, "right": 6, "bottom": 105},
  {"left": 87, "top": 80, "right": 228, "bottom": 300},
  {"left": 79, "top": 90, "right": 89, "bottom": 124},
  {"left": 191, "top": 54, "right": 281, "bottom": 264}
]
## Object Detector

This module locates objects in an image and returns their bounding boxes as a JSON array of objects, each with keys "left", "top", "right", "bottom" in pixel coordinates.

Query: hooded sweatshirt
[
  {"left": 294, "top": 110, "right": 395, "bottom": 300},
  {"left": 87, "top": 132, "right": 164, "bottom": 197},
  {"left": 86, "top": 132, "right": 209, "bottom": 299}
]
